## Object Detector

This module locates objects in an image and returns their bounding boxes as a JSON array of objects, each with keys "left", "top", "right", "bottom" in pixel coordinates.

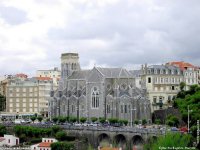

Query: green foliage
[
  {"left": 14, "top": 125, "right": 52, "bottom": 138},
  {"left": 91, "top": 117, "right": 98, "bottom": 123},
  {"left": 69, "top": 116, "right": 77, "bottom": 123},
  {"left": 155, "top": 119, "right": 161, "bottom": 125},
  {"left": 175, "top": 87, "right": 200, "bottom": 127},
  {"left": 37, "top": 116, "right": 43, "bottom": 122},
  {"left": 108, "top": 118, "right": 118, "bottom": 124},
  {"left": 80, "top": 117, "right": 87, "bottom": 123},
  {"left": 166, "top": 115, "right": 179, "bottom": 127},
  {"left": 58, "top": 116, "right": 67, "bottom": 123},
  {"left": 144, "top": 133, "right": 193, "bottom": 150},
  {"left": 0, "top": 125, "right": 7, "bottom": 136},
  {"left": 99, "top": 117, "right": 106, "bottom": 124},
  {"left": 180, "top": 82, "right": 186, "bottom": 91},
  {"left": 30, "top": 116, "right": 36, "bottom": 123},
  {"left": 51, "top": 126, "right": 61, "bottom": 135},
  {"left": 142, "top": 119, "right": 147, "bottom": 125},
  {"left": 51, "top": 142, "right": 75, "bottom": 150},
  {"left": 52, "top": 117, "right": 58, "bottom": 123},
  {"left": 30, "top": 138, "right": 42, "bottom": 144},
  {"left": 122, "top": 119, "right": 128, "bottom": 126},
  {"left": 134, "top": 120, "right": 139, "bottom": 125},
  {"left": 55, "top": 131, "right": 67, "bottom": 141}
]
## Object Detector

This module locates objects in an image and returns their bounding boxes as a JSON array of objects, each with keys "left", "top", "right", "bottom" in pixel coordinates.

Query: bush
[
  {"left": 69, "top": 116, "right": 77, "bottom": 123},
  {"left": 99, "top": 117, "right": 106, "bottom": 124},
  {"left": 51, "top": 142, "right": 75, "bottom": 150},
  {"left": 55, "top": 131, "right": 67, "bottom": 141},
  {"left": 30, "top": 138, "right": 42, "bottom": 144},
  {"left": 134, "top": 120, "right": 139, "bottom": 125},
  {"left": 80, "top": 117, "right": 87, "bottom": 123},
  {"left": 155, "top": 119, "right": 161, "bottom": 125},
  {"left": 30, "top": 116, "right": 36, "bottom": 123},
  {"left": 52, "top": 117, "right": 58, "bottom": 123},
  {"left": 51, "top": 126, "right": 61, "bottom": 135},
  {"left": 58, "top": 116, "right": 67, "bottom": 124},
  {"left": 144, "top": 133, "right": 193, "bottom": 150},
  {"left": 91, "top": 117, "right": 98, "bottom": 123},
  {"left": 0, "top": 125, "right": 7, "bottom": 136},
  {"left": 37, "top": 116, "right": 43, "bottom": 122},
  {"left": 142, "top": 119, "right": 147, "bottom": 125}
]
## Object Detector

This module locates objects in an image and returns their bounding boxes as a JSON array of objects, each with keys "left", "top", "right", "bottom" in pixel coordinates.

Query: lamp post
[
  {"left": 188, "top": 105, "right": 192, "bottom": 133},
  {"left": 131, "top": 108, "right": 136, "bottom": 127}
]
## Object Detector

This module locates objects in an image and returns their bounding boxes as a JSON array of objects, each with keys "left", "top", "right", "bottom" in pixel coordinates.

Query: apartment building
[
  {"left": 141, "top": 64, "right": 184, "bottom": 112},
  {"left": 166, "top": 61, "right": 199, "bottom": 90},
  {"left": 36, "top": 67, "right": 60, "bottom": 90},
  {"left": 6, "top": 77, "right": 52, "bottom": 118}
]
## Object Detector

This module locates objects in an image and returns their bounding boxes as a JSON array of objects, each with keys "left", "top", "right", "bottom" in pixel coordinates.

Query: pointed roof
[
  {"left": 96, "top": 67, "right": 133, "bottom": 78},
  {"left": 68, "top": 70, "right": 90, "bottom": 80}
]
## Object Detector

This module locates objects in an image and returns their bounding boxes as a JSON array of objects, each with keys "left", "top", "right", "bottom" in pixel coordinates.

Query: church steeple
[{"left": 61, "top": 52, "right": 81, "bottom": 79}]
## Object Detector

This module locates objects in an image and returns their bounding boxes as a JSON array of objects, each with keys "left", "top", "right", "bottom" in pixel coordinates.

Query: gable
[{"left": 87, "top": 67, "right": 104, "bottom": 83}]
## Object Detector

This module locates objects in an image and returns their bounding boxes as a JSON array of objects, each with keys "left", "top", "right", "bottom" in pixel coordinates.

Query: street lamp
[
  {"left": 188, "top": 105, "right": 192, "bottom": 133},
  {"left": 131, "top": 108, "right": 136, "bottom": 127}
]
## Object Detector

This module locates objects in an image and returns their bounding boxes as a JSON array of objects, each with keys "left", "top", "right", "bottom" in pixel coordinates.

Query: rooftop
[{"left": 38, "top": 142, "right": 51, "bottom": 147}]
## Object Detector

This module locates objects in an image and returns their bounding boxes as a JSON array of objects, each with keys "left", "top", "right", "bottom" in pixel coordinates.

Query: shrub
[
  {"left": 51, "top": 142, "right": 75, "bottom": 150},
  {"left": 55, "top": 131, "right": 67, "bottom": 141},
  {"left": 0, "top": 125, "right": 7, "bottom": 136},
  {"left": 91, "top": 117, "right": 98, "bottom": 123},
  {"left": 80, "top": 117, "right": 87, "bottom": 123}
]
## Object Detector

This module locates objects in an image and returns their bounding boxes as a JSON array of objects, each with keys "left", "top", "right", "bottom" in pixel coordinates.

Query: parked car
[
  {"left": 171, "top": 127, "right": 179, "bottom": 131},
  {"left": 179, "top": 127, "right": 188, "bottom": 133}
]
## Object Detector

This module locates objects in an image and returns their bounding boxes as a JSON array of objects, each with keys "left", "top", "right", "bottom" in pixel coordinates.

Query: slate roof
[
  {"left": 148, "top": 65, "right": 179, "bottom": 70},
  {"left": 96, "top": 67, "right": 133, "bottom": 78},
  {"left": 129, "top": 70, "right": 142, "bottom": 77},
  {"left": 68, "top": 70, "right": 90, "bottom": 80}
]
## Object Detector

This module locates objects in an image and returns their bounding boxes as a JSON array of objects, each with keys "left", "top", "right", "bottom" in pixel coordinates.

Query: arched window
[{"left": 91, "top": 87, "right": 99, "bottom": 108}]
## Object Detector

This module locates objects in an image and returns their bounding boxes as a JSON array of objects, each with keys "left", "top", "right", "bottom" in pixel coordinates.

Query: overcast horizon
[{"left": 0, "top": 0, "right": 200, "bottom": 77}]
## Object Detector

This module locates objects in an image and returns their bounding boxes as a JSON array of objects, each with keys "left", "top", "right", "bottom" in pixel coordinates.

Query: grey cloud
[{"left": 0, "top": 5, "right": 28, "bottom": 25}]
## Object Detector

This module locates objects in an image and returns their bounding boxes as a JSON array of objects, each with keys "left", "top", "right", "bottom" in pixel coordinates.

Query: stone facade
[
  {"left": 140, "top": 64, "right": 184, "bottom": 112},
  {"left": 49, "top": 53, "right": 151, "bottom": 123}
]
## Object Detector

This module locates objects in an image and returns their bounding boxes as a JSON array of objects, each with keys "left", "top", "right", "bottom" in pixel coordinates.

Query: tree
[
  {"left": 108, "top": 118, "right": 118, "bottom": 124},
  {"left": 166, "top": 115, "right": 179, "bottom": 127},
  {"left": 80, "top": 117, "right": 87, "bottom": 123},
  {"left": 51, "top": 126, "right": 61, "bottom": 135},
  {"left": 55, "top": 131, "right": 67, "bottom": 141},
  {"left": 155, "top": 119, "right": 161, "bottom": 125},
  {"left": 91, "top": 117, "right": 98, "bottom": 123},
  {"left": 0, "top": 125, "right": 7, "bottom": 136},
  {"left": 30, "top": 116, "right": 36, "bottom": 123},
  {"left": 58, "top": 116, "right": 67, "bottom": 124},
  {"left": 142, "top": 119, "right": 147, "bottom": 125},
  {"left": 52, "top": 117, "right": 58, "bottom": 124},
  {"left": 122, "top": 120, "right": 128, "bottom": 126},
  {"left": 99, "top": 117, "right": 106, "bottom": 124},
  {"left": 180, "top": 82, "right": 186, "bottom": 91},
  {"left": 51, "top": 142, "right": 75, "bottom": 150},
  {"left": 134, "top": 120, "right": 139, "bottom": 125},
  {"left": 37, "top": 116, "right": 43, "bottom": 123},
  {"left": 144, "top": 133, "right": 193, "bottom": 150},
  {"left": 69, "top": 116, "right": 77, "bottom": 123}
]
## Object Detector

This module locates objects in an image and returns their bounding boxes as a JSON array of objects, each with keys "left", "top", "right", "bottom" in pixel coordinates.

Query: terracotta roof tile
[
  {"left": 16, "top": 73, "right": 28, "bottom": 78},
  {"left": 38, "top": 142, "right": 51, "bottom": 147},
  {"left": 36, "top": 77, "right": 52, "bottom": 81},
  {"left": 167, "top": 61, "right": 197, "bottom": 70}
]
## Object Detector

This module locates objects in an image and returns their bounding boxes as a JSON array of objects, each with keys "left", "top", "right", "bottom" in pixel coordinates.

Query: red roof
[
  {"left": 0, "top": 137, "right": 5, "bottom": 142},
  {"left": 167, "top": 61, "right": 198, "bottom": 71},
  {"left": 16, "top": 73, "right": 28, "bottom": 78},
  {"left": 38, "top": 142, "right": 51, "bottom": 147},
  {"left": 36, "top": 77, "right": 52, "bottom": 81}
]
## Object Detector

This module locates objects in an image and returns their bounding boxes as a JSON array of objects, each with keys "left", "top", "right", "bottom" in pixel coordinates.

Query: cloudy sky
[{"left": 0, "top": 0, "right": 200, "bottom": 76}]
